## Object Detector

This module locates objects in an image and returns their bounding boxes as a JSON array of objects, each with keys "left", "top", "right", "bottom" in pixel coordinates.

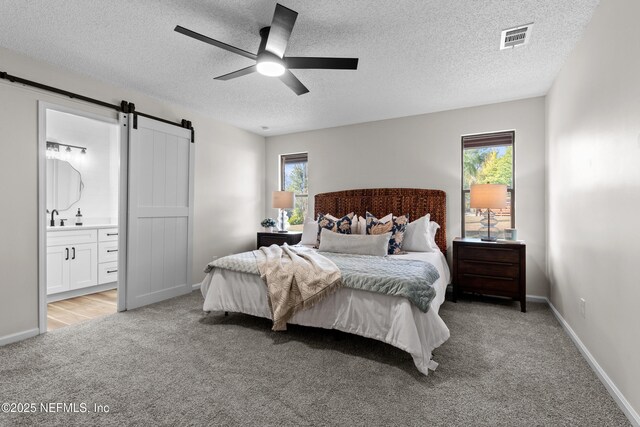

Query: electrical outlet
[{"left": 579, "top": 298, "right": 586, "bottom": 319}]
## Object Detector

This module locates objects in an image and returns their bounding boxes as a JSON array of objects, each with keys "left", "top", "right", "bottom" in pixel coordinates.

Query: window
[
  {"left": 462, "top": 131, "right": 515, "bottom": 238},
  {"left": 280, "top": 152, "right": 308, "bottom": 231}
]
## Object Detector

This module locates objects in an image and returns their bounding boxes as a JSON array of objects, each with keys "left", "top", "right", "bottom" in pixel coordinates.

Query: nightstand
[
  {"left": 452, "top": 237, "right": 526, "bottom": 312},
  {"left": 257, "top": 231, "right": 303, "bottom": 249}
]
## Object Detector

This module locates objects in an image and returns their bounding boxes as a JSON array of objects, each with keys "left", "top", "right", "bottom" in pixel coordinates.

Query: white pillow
[
  {"left": 357, "top": 216, "right": 367, "bottom": 235},
  {"left": 427, "top": 221, "right": 440, "bottom": 252},
  {"left": 351, "top": 215, "right": 359, "bottom": 234},
  {"left": 300, "top": 218, "right": 318, "bottom": 245},
  {"left": 402, "top": 214, "right": 432, "bottom": 252},
  {"left": 318, "top": 228, "right": 391, "bottom": 257},
  {"left": 326, "top": 213, "right": 359, "bottom": 234}
]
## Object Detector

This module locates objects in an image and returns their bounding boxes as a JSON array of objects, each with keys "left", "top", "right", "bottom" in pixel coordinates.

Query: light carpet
[{"left": 0, "top": 291, "right": 629, "bottom": 426}]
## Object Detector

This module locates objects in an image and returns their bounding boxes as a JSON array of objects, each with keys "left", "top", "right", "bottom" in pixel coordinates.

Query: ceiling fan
[{"left": 175, "top": 3, "right": 359, "bottom": 95}]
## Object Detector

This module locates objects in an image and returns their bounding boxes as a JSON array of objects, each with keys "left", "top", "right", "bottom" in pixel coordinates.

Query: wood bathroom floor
[{"left": 47, "top": 290, "right": 117, "bottom": 331}]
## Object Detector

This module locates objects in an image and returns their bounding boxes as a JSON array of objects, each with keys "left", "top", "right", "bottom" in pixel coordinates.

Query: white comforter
[{"left": 200, "top": 249, "right": 451, "bottom": 375}]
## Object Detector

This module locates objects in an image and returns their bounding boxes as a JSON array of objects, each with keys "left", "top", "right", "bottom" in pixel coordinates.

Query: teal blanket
[
  {"left": 321, "top": 252, "right": 439, "bottom": 312},
  {"left": 205, "top": 247, "right": 439, "bottom": 313}
]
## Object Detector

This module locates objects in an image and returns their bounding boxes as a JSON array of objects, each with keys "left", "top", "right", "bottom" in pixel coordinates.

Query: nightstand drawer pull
[{"left": 463, "top": 273, "right": 514, "bottom": 281}]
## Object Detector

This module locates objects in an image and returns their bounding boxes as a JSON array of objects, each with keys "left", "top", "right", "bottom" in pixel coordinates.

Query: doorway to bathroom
[{"left": 38, "top": 103, "right": 124, "bottom": 332}]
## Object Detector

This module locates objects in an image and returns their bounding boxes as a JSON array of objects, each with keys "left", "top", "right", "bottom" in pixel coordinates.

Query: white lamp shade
[
  {"left": 470, "top": 184, "right": 507, "bottom": 209},
  {"left": 272, "top": 191, "right": 295, "bottom": 209}
]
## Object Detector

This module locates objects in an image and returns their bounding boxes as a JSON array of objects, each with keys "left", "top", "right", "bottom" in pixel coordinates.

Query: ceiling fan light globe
[
  {"left": 256, "top": 51, "right": 285, "bottom": 77},
  {"left": 257, "top": 60, "right": 285, "bottom": 77}
]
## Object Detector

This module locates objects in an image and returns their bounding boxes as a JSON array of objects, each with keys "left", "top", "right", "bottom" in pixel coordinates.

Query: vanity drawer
[
  {"left": 98, "top": 261, "right": 118, "bottom": 285},
  {"left": 99, "top": 228, "right": 119, "bottom": 242},
  {"left": 47, "top": 229, "right": 97, "bottom": 246},
  {"left": 99, "top": 241, "right": 119, "bottom": 263}
]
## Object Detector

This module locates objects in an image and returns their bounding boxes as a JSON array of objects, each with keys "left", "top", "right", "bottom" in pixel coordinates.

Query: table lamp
[
  {"left": 272, "top": 191, "right": 295, "bottom": 233},
  {"left": 470, "top": 184, "right": 507, "bottom": 241}
]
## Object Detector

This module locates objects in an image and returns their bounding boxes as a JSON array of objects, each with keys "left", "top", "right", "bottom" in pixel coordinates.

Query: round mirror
[{"left": 46, "top": 159, "right": 84, "bottom": 212}]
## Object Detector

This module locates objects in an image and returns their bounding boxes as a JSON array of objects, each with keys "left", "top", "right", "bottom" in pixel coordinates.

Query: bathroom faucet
[{"left": 50, "top": 209, "right": 59, "bottom": 227}]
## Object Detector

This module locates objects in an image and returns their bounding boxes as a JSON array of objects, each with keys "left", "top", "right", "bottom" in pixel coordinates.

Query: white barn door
[{"left": 126, "top": 115, "right": 194, "bottom": 309}]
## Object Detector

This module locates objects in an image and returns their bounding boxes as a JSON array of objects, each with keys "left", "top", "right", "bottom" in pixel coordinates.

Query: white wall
[
  {"left": 0, "top": 46, "right": 265, "bottom": 341},
  {"left": 265, "top": 97, "right": 548, "bottom": 296},
  {"left": 47, "top": 109, "right": 119, "bottom": 224},
  {"left": 546, "top": 0, "right": 640, "bottom": 419}
]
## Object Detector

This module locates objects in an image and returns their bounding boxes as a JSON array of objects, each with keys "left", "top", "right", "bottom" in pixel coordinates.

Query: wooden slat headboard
[{"left": 314, "top": 188, "right": 447, "bottom": 252}]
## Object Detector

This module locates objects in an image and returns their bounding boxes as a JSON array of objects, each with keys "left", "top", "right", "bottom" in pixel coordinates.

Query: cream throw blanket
[{"left": 255, "top": 244, "right": 342, "bottom": 331}]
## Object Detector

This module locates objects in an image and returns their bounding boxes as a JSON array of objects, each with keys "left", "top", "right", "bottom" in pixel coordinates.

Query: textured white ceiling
[{"left": 0, "top": 0, "right": 599, "bottom": 136}]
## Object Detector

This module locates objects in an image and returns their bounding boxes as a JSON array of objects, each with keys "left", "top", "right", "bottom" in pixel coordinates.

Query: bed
[{"left": 201, "top": 188, "right": 451, "bottom": 375}]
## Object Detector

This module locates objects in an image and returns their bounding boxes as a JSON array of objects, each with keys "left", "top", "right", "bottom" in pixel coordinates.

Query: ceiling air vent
[{"left": 500, "top": 23, "right": 534, "bottom": 50}]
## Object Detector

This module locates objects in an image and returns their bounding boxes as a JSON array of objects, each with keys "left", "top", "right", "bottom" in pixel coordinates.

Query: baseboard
[
  {"left": 526, "top": 294, "right": 548, "bottom": 303},
  {"left": 192, "top": 282, "right": 201, "bottom": 291},
  {"left": 547, "top": 300, "right": 640, "bottom": 426},
  {"left": 0, "top": 328, "right": 39, "bottom": 347}
]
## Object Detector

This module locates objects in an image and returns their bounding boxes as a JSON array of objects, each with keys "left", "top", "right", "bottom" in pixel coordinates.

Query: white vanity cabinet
[
  {"left": 98, "top": 228, "right": 119, "bottom": 285},
  {"left": 46, "top": 229, "right": 98, "bottom": 295},
  {"left": 46, "top": 225, "right": 119, "bottom": 300}
]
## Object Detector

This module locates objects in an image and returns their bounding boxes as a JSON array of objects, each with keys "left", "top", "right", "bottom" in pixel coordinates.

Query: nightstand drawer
[
  {"left": 459, "top": 273, "right": 519, "bottom": 293},
  {"left": 260, "top": 236, "right": 289, "bottom": 247},
  {"left": 458, "top": 245, "right": 519, "bottom": 263},
  {"left": 257, "top": 232, "right": 303, "bottom": 249},
  {"left": 458, "top": 259, "right": 519, "bottom": 278}
]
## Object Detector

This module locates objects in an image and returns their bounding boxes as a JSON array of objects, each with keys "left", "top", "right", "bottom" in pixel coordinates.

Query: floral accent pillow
[
  {"left": 315, "top": 212, "right": 355, "bottom": 248},
  {"left": 366, "top": 211, "right": 410, "bottom": 255}
]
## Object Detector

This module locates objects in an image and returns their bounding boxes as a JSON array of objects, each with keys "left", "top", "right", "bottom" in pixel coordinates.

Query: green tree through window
[
  {"left": 462, "top": 132, "right": 515, "bottom": 238},
  {"left": 280, "top": 153, "right": 308, "bottom": 231}
]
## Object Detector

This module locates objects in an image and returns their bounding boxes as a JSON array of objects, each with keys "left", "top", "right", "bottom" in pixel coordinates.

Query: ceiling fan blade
[
  {"left": 279, "top": 70, "right": 309, "bottom": 96},
  {"left": 174, "top": 25, "right": 257, "bottom": 60},
  {"left": 214, "top": 65, "right": 257, "bottom": 81},
  {"left": 264, "top": 4, "right": 298, "bottom": 58},
  {"left": 285, "top": 57, "right": 359, "bottom": 70}
]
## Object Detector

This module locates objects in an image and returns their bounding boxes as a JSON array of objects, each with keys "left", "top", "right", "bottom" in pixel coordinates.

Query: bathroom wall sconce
[
  {"left": 47, "top": 141, "right": 87, "bottom": 153},
  {"left": 46, "top": 141, "right": 87, "bottom": 160}
]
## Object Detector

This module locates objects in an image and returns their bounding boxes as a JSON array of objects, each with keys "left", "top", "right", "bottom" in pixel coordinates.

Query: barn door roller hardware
[{"left": 1, "top": 70, "right": 194, "bottom": 143}]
